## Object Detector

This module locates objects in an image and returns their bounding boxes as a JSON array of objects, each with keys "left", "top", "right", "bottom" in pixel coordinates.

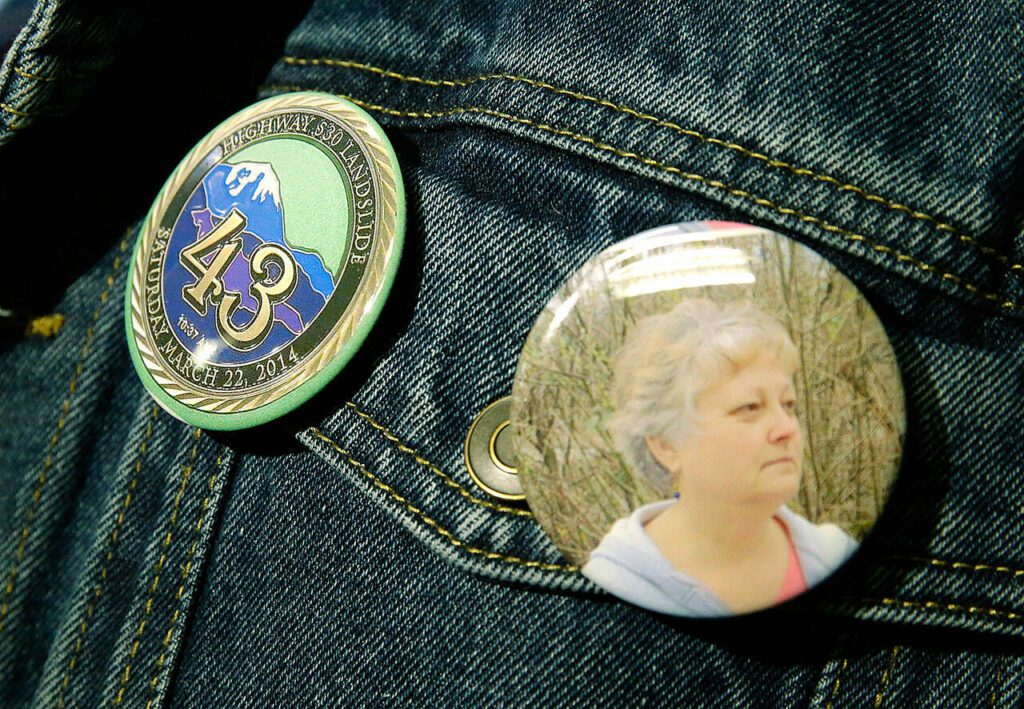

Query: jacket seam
[
  {"left": 112, "top": 428, "right": 202, "bottom": 707},
  {"left": 0, "top": 236, "right": 129, "bottom": 639},
  {"left": 0, "top": 101, "right": 36, "bottom": 119},
  {"left": 873, "top": 645, "right": 900, "bottom": 707},
  {"left": 866, "top": 596, "right": 1024, "bottom": 623},
  {"left": 310, "top": 428, "right": 578, "bottom": 573},
  {"left": 333, "top": 328, "right": 1023, "bottom": 579},
  {"left": 12, "top": 66, "right": 56, "bottom": 83},
  {"left": 12, "top": 65, "right": 91, "bottom": 83},
  {"left": 280, "top": 55, "right": 1018, "bottom": 274},
  {"left": 0, "top": 0, "right": 54, "bottom": 132},
  {"left": 56, "top": 404, "right": 159, "bottom": 708},
  {"left": 343, "top": 401, "right": 532, "bottom": 517},
  {"left": 145, "top": 453, "right": 223, "bottom": 709},
  {"left": 311, "top": 424, "right": 1024, "bottom": 619},
  {"left": 888, "top": 554, "right": 1024, "bottom": 579},
  {"left": 825, "top": 657, "right": 847, "bottom": 709},
  {"left": 991, "top": 657, "right": 1005, "bottom": 707},
  {"left": 262, "top": 86, "right": 1022, "bottom": 315}
]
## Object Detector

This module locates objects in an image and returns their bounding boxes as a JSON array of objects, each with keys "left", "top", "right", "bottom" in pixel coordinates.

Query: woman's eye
[
  {"left": 783, "top": 400, "right": 797, "bottom": 411},
  {"left": 737, "top": 402, "right": 760, "bottom": 413}
]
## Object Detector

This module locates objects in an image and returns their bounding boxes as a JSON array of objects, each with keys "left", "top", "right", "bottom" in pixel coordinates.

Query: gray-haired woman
[{"left": 583, "top": 299, "right": 857, "bottom": 617}]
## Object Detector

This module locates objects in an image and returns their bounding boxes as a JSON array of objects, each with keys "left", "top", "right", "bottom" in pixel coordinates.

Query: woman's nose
[{"left": 769, "top": 406, "right": 799, "bottom": 441}]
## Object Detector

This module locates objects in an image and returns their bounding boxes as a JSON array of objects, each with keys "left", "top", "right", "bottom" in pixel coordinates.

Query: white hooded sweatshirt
[{"left": 581, "top": 499, "right": 859, "bottom": 617}]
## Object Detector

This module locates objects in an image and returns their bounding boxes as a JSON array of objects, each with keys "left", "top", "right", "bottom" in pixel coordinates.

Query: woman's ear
[{"left": 644, "top": 434, "right": 680, "bottom": 473}]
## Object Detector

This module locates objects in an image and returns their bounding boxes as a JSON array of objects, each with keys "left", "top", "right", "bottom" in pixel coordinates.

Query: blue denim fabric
[
  {"left": 2, "top": 0, "right": 1024, "bottom": 706},
  {"left": 0, "top": 0, "right": 34, "bottom": 54},
  {"left": 0, "top": 0, "right": 146, "bottom": 143}
]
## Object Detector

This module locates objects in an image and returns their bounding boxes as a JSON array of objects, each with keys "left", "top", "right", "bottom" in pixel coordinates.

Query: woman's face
[{"left": 652, "top": 352, "right": 803, "bottom": 506}]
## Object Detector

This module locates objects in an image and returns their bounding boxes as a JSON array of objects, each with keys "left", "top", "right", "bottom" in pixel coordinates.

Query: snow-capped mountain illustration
[
  {"left": 158, "top": 163, "right": 340, "bottom": 364},
  {"left": 224, "top": 162, "right": 282, "bottom": 208},
  {"left": 203, "top": 163, "right": 335, "bottom": 298}
]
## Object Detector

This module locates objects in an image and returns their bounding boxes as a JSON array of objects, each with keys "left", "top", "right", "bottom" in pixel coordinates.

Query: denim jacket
[{"left": 1, "top": 0, "right": 1022, "bottom": 706}]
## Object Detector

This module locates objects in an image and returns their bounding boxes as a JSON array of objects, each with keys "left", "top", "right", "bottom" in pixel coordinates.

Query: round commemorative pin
[{"left": 125, "top": 92, "right": 404, "bottom": 430}]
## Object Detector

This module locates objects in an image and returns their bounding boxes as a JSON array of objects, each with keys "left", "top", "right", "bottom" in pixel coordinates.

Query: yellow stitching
[
  {"left": 262, "top": 86, "right": 1021, "bottom": 313},
  {"left": 0, "top": 237, "right": 129, "bottom": 637},
  {"left": 146, "top": 457, "right": 222, "bottom": 709},
  {"left": 310, "top": 428, "right": 577, "bottom": 573},
  {"left": 990, "top": 656, "right": 1004, "bottom": 707},
  {"left": 281, "top": 56, "right": 1017, "bottom": 272},
  {"left": 56, "top": 405, "right": 159, "bottom": 709},
  {"left": 12, "top": 66, "right": 58, "bottom": 82},
  {"left": 0, "top": 101, "right": 35, "bottom": 118},
  {"left": 343, "top": 402, "right": 531, "bottom": 517},
  {"left": 874, "top": 646, "right": 901, "bottom": 707},
  {"left": 12, "top": 64, "right": 92, "bottom": 82},
  {"left": 284, "top": 56, "right": 476, "bottom": 88},
  {"left": 826, "top": 658, "right": 848, "bottom": 709},
  {"left": 889, "top": 555, "right": 1024, "bottom": 579},
  {"left": 875, "top": 597, "right": 1024, "bottom": 622},
  {"left": 113, "top": 429, "right": 202, "bottom": 707}
]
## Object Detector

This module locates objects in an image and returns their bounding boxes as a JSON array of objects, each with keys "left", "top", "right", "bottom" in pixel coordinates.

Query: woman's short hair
[{"left": 606, "top": 299, "right": 799, "bottom": 497}]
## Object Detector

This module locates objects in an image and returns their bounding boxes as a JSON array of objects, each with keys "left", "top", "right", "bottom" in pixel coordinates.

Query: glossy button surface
[
  {"left": 511, "top": 221, "right": 905, "bottom": 617},
  {"left": 465, "top": 396, "right": 524, "bottom": 501},
  {"left": 125, "top": 92, "right": 404, "bottom": 430}
]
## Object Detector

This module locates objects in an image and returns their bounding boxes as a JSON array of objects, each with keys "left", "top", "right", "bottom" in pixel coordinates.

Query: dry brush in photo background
[{"left": 513, "top": 230, "right": 905, "bottom": 565}]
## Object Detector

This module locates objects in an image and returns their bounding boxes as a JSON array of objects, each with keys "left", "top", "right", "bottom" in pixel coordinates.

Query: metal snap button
[{"left": 465, "top": 396, "right": 524, "bottom": 501}]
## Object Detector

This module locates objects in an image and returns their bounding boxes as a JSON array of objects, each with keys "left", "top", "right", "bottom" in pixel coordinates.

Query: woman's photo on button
[
  {"left": 510, "top": 222, "right": 905, "bottom": 618},
  {"left": 584, "top": 299, "right": 857, "bottom": 616}
]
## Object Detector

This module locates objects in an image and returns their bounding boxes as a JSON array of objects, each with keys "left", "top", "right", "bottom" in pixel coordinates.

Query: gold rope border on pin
[{"left": 130, "top": 93, "right": 400, "bottom": 413}]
